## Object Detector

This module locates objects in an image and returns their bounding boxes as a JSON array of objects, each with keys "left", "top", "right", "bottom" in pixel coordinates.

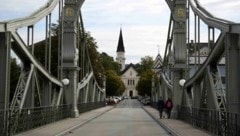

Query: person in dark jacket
[
  {"left": 165, "top": 98, "right": 173, "bottom": 118},
  {"left": 157, "top": 97, "right": 165, "bottom": 118}
]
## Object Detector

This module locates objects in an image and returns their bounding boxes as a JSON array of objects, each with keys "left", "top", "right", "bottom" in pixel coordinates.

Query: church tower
[{"left": 116, "top": 28, "right": 126, "bottom": 71}]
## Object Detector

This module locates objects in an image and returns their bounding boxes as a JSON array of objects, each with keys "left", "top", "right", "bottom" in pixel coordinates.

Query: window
[{"left": 127, "top": 79, "right": 135, "bottom": 86}]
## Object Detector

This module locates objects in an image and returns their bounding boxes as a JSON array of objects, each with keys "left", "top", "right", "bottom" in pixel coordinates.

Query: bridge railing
[
  {"left": 7, "top": 105, "right": 71, "bottom": 135},
  {"left": 78, "top": 102, "right": 106, "bottom": 113},
  {"left": 178, "top": 105, "right": 240, "bottom": 136},
  {"left": 0, "top": 101, "right": 105, "bottom": 136}
]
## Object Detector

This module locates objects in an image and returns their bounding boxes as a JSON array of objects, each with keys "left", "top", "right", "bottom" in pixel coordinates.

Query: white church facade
[
  {"left": 120, "top": 64, "right": 139, "bottom": 97},
  {"left": 115, "top": 28, "right": 139, "bottom": 97}
]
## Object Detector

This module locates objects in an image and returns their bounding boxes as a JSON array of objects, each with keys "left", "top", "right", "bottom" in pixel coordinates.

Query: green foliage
[
  {"left": 136, "top": 56, "right": 154, "bottom": 75},
  {"left": 136, "top": 69, "right": 155, "bottom": 96},
  {"left": 99, "top": 52, "right": 122, "bottom": 96},
  {"left": 135, "top": 56, "right": 156, "bottom": 96},
  {"left": 86, "top": 32, "right": 104, "bottom": 87},
  {"left": 100, "top": 52, "right": 120, "bottom": 74},
  {"left": 105, "top": 70, "right": 125, "bottom": 96}
]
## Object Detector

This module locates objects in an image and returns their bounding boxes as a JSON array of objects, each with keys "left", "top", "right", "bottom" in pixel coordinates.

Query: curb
[
  {"left": 142, "top": 106, "right": 181, "bottom": 136},
  {"left": 55, "top": 106, "right": 115, "bottom": 136}
]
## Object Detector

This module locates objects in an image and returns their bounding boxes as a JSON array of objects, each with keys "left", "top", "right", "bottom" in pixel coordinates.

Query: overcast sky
[{"left": 0, "top": 0, "right": 240, "bottom": 64}]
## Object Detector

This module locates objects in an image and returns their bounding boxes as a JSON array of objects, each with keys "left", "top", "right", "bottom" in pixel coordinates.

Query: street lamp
[
  {"left": 179, "top": 79, "right": 186, "bottom": 87},
  {"left": 62, "top": 78, "right": 70, "bottom": 86}
]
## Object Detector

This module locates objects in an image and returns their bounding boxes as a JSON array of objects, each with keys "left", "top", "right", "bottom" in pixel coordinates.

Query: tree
[
  {"left": 136, "top": 69, "right": 155, "bottom": 96},
  {"left": 100, "top": 52, "right": 120, "bottom": 74},
  {"left": 135, "top": 56, "right": 156, "bottom": 96},
  {"left": 100, "top": 52, "right": 123, "bottom": 96},
  {"left": 86, "top": 32, "right": 104, "bottom": 87},
  {"left": 105, "top": 70, "right": 125, "bottom": 96},
  {"left": 136, "top": 56, "right": 154, "bottom": 75}
]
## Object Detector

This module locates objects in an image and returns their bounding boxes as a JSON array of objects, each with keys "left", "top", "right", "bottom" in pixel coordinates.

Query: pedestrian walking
[
  {"left": 157, "top": 97, "right": 165, "bottom": 118},
  {"left": 165, "top": 98, "right": 173, "bottom": 119}
]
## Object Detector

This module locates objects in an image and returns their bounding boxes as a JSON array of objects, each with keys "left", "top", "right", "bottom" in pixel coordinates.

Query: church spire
[
  {"left": 116, "top": 28, "right": 125, "bottom": 52},
  {"left": 116, "top": 27, "right": 126, "bottom": 71}
]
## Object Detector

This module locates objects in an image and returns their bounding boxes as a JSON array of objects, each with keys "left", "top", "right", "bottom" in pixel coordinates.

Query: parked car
[
  {"left": 105, "top": 97, "right": 118, "bottom": 105},
  {"left": 124, "top": 96, "right": 129, "bottom": 99},
  {"left": 131, "top": 96, "right": 138, "bottom": 99},
  {"left": 141, "top": 96, "right": 150, "bottom": 105}
]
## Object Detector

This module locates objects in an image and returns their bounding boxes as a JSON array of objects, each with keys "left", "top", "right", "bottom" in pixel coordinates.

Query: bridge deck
[{"left": 15, "top": 101, "right": 211, "bottom": 136}]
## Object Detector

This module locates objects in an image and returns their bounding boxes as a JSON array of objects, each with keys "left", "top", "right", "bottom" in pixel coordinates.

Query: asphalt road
[{"left": 64, "top": 99, "right": 171, "bottom": 136}]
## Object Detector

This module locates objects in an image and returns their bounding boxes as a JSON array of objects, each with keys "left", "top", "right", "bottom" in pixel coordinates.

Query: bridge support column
[
  {"left": 193, "top": 83, "right": 201, "bottom": 108},
  {"left": 0, "top": 32, "right": 11, "bottom": 135},
  {"left": 42, "top": 80, "right": 51, "bottom": 106},
  {"left": 63, "top": 69, "right": 79, "bottom": 117},
  {"left": 0, "top": 32, "right": 11, "bottom": 110},
  {"left": 171, "top": 70, "right": 184, "bottom": 118},
  {"left": 226, "top": 33, "right": 240, "bottom": 113},
  {"left": 170, "top": 0, "right": 187, "bottom": 118},
  {"left": 62, "top": 0, "right": 80, "bottom": 117}
]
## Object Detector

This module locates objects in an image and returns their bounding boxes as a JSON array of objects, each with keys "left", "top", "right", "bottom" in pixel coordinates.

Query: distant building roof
[
  {"left": 121, "top": 63, "right": 137, "bottom": 75},
  {"left": 116, "top": 28, "right": 125, "bottom": 52},
  {"left": 152, "top": 54, "right": 163, "bottom": 69}
]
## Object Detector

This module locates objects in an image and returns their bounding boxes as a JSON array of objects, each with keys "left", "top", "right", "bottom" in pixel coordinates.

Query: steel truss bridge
[{"left": 0, "top": 0, "right": 239, "bottom": 135}]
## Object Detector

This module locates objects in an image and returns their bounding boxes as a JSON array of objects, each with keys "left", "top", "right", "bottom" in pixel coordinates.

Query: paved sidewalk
[
  {"left": 143, "top": 106, "right": 212, "bottom": 136},
  {"left": 15, "top": 106, "right": 114, "bottom": 136}
]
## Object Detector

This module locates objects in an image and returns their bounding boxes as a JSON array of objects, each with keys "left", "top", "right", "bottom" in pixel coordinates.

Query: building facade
[
  {"left": 116, "top": 28, "right": 139, "bottom": 97},
  {"left": 121, "top": 64, "right": 139, "bottom": 97}
]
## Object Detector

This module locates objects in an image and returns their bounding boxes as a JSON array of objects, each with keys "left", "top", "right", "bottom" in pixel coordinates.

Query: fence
[
  {"left": 150, "top": 102, "right": 240, "bottom": 135},
  {"left": 178, "top": 105, "right": 240, "bottom": 136},
  {"left": 0, "top": 101, "right": 105, "bottom": 136}
]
